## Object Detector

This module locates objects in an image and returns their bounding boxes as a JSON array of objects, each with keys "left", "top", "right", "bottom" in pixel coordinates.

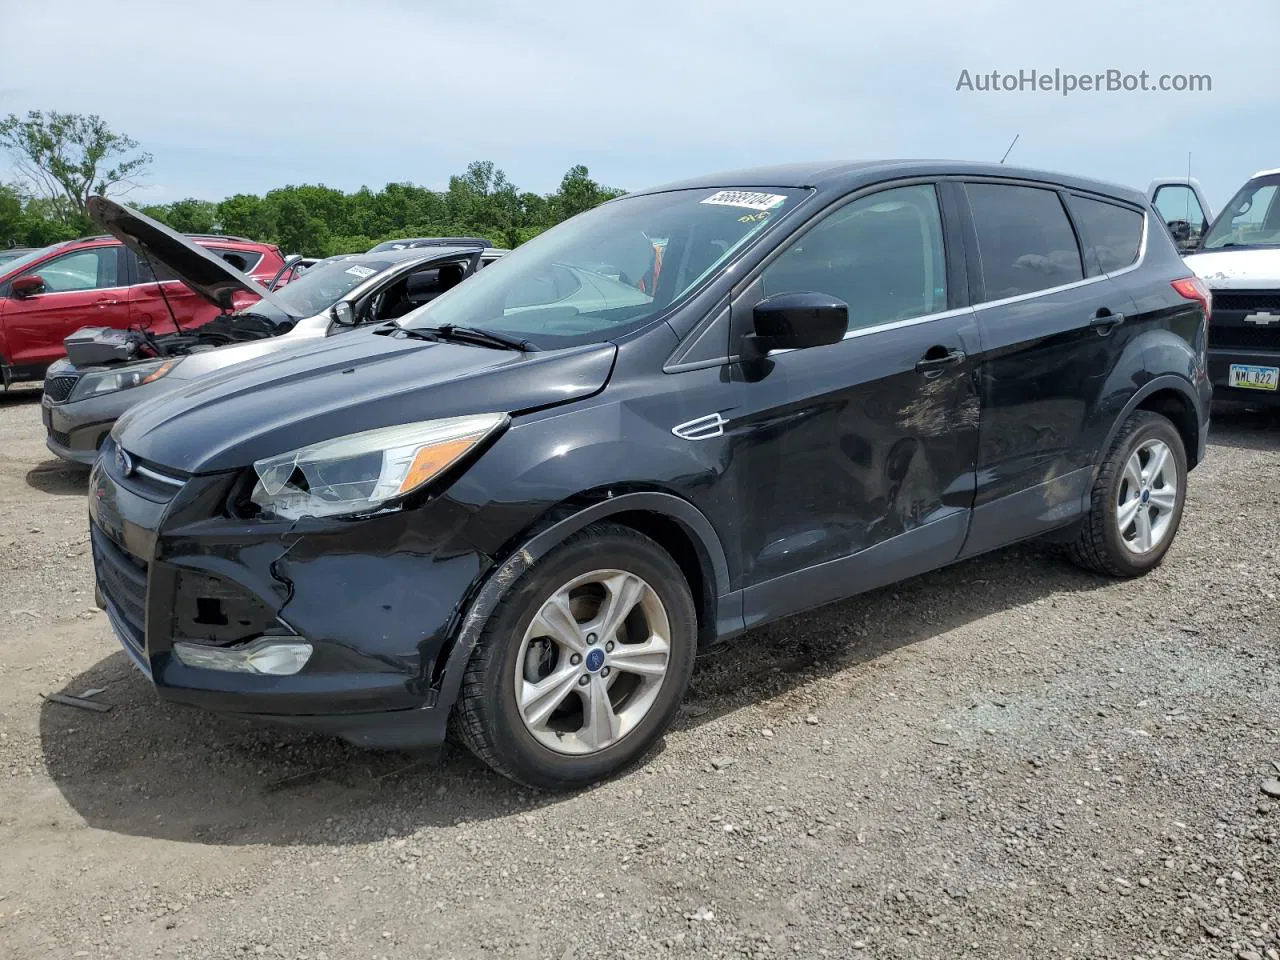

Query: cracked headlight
[
  {"left": 249, "top": 413, "right": 507, "bottom": 520},
  {"left": 69, "top": 358, "right": 181, "bottom": 402}
]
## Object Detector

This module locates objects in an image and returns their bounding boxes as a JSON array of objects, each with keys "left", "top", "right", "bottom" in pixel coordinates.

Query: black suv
[{"left": 90, "top": 161, "right": 1211, "bottom": 789}]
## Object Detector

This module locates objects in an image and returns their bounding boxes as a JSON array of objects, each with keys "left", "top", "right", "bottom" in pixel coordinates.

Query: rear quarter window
[
  {"left": 207, "top": 247, "right": 264, "bottom": 273},
  {"left": 1065, "top": 195, "right": 1145, "bottom": 275},
  {"left": 966, "top": 183, "right": 1085, "bottom": 300}
]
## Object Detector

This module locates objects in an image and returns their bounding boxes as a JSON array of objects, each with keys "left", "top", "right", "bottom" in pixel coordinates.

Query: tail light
[{"left": 1172, "top": 276, "right": 1212, "bottom": 322}]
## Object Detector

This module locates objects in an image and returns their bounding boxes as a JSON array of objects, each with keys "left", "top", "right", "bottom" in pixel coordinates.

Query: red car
[{"left": 0, "top": 233, "right": 286, "bottom": 386}]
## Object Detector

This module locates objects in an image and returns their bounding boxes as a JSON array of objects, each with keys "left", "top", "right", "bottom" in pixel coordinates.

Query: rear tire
[
  {"left": 1067, "top": 411, "right": 1187, "bottom": 577},
  {"left": 453, "top": 522, "right": 697, "bottom": 790}
]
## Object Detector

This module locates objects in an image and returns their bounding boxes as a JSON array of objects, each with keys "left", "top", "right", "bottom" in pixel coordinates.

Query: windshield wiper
[{"left": 413, "top": 324, "right": 539, "bottom": 352}]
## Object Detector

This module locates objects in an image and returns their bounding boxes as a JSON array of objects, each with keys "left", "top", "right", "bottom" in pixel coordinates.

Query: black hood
[
  {"left": 86, "top": 196, "right": 298, "bottom": 316},
  {"left": 112, "top": 328, "right": 617, "bottom": 474}
]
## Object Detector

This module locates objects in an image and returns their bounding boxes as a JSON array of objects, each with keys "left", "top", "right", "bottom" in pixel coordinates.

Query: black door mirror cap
[{"left": 743, "top": 292, "right": 849, "bottom": 360}]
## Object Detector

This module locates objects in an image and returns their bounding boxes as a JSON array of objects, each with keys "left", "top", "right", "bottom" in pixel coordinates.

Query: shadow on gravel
[
  {"left": 40, "top": 540, "right": 1111, "bottom": 848},
  {"left": 0, "top": 384, "right": 42, "bottom": 404},
  {"left": 25, "top": 459, "right": 90, "bottom": 495},
  {"left": 1208, "top": 409, "right": 1280, "bottom": 452}
]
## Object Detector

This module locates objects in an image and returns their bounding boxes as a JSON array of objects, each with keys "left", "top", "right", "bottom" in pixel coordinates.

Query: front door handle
[
  {"left": 1090, "top": 309, "right": 1125, "bottom": 333},
  {"left": 915, "top": 346, "right": 966, "bottom": 376}
]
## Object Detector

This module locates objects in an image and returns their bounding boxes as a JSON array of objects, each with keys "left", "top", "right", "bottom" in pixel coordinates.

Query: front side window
[
  {"left": 399, "top": 187, "right": 807, "bottom": 349},
  {"left": 1202, "top": 176, "right": 1280, "bottom": 249},
  {"left": 34, "top": 247, "right": 119, "bottom": 292},
  {"left": 967, "top": 183, "right": 1084, "bottom": 300},
  {"left": 759, "top": 184, "right": 948, "bottom": 330},
  {"left": 1066, "top": 195, "right": 1145, "bottom": 275}
]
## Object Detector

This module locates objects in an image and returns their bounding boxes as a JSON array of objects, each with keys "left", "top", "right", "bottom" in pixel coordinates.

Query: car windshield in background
[
  {"left": 0, "top": 243, "right": 63, "bottom": 278},
  {"left": 398, "top": 187, "right": 807, "bottom": 348},
  {"left": 239, "top": 258, "right": 396, "bottom": 321},
  {"left": 1202, "top": 175, "right": 1280, "bottom": 250}
]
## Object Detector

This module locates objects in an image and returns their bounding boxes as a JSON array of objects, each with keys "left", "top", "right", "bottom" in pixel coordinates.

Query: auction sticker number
[
  {"left": 345, "top": 265, "right": 377, "bottom": 279},
  {"left": 1228, "top": 364, "right": 1279, "bottom": 391},
  {"left": 700, "top": 190, "right": 787, "bottom": 211}
]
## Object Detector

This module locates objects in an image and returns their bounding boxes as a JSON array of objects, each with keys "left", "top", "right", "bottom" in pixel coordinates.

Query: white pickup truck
[{"left": 1177, "top": 168, "right": 1280, "bottom": 407}]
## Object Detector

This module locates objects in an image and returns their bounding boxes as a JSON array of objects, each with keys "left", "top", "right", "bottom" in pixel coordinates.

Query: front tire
[
  {"left": 1067, "top": 411, "right": 1187, "bottom": 577},
  {"left": 453, "top": 522, "right": 697, "bottom": 790}
]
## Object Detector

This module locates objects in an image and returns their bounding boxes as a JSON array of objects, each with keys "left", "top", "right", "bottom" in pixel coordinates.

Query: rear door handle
[
  {"left": 915, "top": 347, "right": 966, "bottom": 375},
  {"left": 1090, "top": 309, "right": 1125, "bottom": 332}
]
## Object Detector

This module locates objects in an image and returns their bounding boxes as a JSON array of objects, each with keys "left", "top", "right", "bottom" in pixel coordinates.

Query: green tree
[{"left": 0, "top": 110, "right": 152, "bottom": 225}]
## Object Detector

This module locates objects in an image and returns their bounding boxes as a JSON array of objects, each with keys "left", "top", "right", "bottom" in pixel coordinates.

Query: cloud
[{"left": 0, "top": 0, "right": 1275, "bottom": 209}]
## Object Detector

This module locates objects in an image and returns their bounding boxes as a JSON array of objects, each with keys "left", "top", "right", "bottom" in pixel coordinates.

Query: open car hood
[{"left": 86, "top": 196, "right": 299, "bottom": 316}]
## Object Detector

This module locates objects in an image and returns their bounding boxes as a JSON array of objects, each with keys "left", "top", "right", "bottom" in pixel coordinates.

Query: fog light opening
[{"left": 172, "top": 637, "right": 313, "bottom": 676}]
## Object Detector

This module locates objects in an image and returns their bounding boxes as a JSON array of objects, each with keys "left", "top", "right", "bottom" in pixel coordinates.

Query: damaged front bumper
[{"left": 87, "top": 436, "right": 494, "bottom": 750}]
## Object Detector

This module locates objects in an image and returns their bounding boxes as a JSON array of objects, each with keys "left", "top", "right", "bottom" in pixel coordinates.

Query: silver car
[{"left": 42, "top": 198, "right": 505, "bottom": 464}]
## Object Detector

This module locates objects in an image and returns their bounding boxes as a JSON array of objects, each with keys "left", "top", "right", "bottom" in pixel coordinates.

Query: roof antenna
[{"left": 999, "top": 134, "right": 1020, "bottom": 164}]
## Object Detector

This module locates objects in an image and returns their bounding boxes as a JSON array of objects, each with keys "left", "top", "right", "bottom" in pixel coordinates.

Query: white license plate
[{"left": 1228, "top": 364, "right": 1279, "bottom": 391}]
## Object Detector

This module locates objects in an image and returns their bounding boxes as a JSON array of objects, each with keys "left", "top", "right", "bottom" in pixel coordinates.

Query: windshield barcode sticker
[
  {"left": 700, "top": 191, "right": 787, "bottom": 211},
  {"left": 345, "top": 265, "right": 376, "bottom": 279}
]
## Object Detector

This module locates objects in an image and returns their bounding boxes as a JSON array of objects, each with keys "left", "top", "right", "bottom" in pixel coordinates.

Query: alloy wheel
[
  {"left": 1116, "top": 438, "right": 1179, "bottom": 554},
  {"left": 514, "top": 569, "right": 671, "bottom": 756}
]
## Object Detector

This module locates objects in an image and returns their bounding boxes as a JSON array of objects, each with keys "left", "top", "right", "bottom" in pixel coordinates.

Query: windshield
[
  {"left": 239, "top": 257, "right": 395, "bottom": 320},
  {"left": 1202, "top": 175, "right": 1280, "bottom": 249},
  {"left": 0, "top": 243, "right": 64, "bottom": 280},
  {"left": 398, "top": 187, "right": 807, "bottom": 348}
]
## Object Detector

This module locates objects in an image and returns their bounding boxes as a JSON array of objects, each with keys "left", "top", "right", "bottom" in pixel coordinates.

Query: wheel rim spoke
[
  {"left": 1144, "top": 443, "right": 1170, "bottom": 485},
  {"left": 580, "top": 675, "right": 621, "bottom": 750},
  {"left": 1148, "top": 487, "right": 1177, "bottom": 512},
  {"left": 532, "top": 593, "right": 586, "bottom": 655},
  {"left": 1134, "top": 506, "right": 1154, "bottom": 552},
  {"left": 1116, "top": 495, "right": 1143, "bottom": 532},
  {"left": 592, "top": 572, "right": 646, "bottom": 644},
  {"left": 519, "top": 665, "right": 580, "bottom": 730},
  {"left": 1123, "top": 454, "right": 1143, "bottom": 493},
  {"left": 607, "top": 634, "right": 670, "bottom": 678}
]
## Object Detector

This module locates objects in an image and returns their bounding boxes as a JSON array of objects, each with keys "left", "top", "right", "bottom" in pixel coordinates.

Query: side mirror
[
  {"left": 330, "top": 301, "right": 355, "bottom": 326},
  {"left": 742, "top": 292, "right": 848, "bottom": 361},
  {"left": 11, "top": 274, "right": 45, "bottom": 298}
]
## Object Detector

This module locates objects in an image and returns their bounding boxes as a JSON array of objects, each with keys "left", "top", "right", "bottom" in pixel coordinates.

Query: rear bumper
[{"left": 1208, "top": 347, "right": 1280, "bottom": 406}]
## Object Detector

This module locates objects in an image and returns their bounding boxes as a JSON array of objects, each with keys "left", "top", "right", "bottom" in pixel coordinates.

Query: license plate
[
  {"left": 1228, "top": 364, "right": 1279, "bottom": 391},
  {"left": 41, "top": 405, "right": 51, "bottom": 429}
]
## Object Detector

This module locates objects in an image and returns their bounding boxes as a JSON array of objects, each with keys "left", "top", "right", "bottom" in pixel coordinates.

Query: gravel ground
[{"left": 1, "top": 381, "right": 1277, "bottom": 960}]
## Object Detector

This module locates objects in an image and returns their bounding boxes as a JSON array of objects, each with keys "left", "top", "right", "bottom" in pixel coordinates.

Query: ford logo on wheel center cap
[{"left": 585, "top": 648, "right": 606, "bottom": 672}]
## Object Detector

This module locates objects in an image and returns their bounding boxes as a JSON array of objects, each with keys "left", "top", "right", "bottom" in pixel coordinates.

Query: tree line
[{"left": 0, "top": 111, "right": 625, "bottom": 256}]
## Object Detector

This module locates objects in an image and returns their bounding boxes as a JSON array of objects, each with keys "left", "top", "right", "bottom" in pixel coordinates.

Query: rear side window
[
  {"left": 1065, "top": 196, "right": 1145, "bottom": 275},
  {"left": 966, "top": 183, "right": 1084, "bottom": 300}
]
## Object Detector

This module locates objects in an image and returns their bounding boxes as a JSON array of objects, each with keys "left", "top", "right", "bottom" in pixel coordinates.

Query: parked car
[
  {"left": 0, "top": 232, "right": 286, "bottom": 386},
  {"left": 42, "top": 198, "right": 505, "bottom": 463},
  {"left": 90, "top": 160, "right": 1210, "bottom": 789},
  {"left": 369, "top": 236, "right": 494, "bottom": 252},
  {"left": 1147, "top": 178, "right": 1214, "bottom": 254},
  {"left": 1181, "top": 168, "right": 1280, "bottom": 406},
  {"left": 0, "top": 246, "right": 38, "bottom": 266}
]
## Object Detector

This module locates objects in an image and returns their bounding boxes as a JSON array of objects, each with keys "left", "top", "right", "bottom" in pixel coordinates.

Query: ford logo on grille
[{"left": 115, "top": 445, "right": 135, "bottom": 477}]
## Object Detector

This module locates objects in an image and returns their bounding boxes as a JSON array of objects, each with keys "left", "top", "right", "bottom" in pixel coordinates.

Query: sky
[{"left": 1, "top": 0, "right": 1275, "bottom": 213}]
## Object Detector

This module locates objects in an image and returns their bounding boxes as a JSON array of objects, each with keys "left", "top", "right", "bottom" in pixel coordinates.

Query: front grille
[
  {"left": 91, "top": 525, "right": 148, "bottom": 648},
  {"left": 1212, "top": 290, "right": 1280, "bottom": 313},
  {"left": 43, "top": 375, "right": 80, "bottom": 403},
  {"left": 48, "top": 428, "right": 71, "bottom": 448},
  {"left": 1209, "top": 324, "right": 1280, "bottom": 351}
]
